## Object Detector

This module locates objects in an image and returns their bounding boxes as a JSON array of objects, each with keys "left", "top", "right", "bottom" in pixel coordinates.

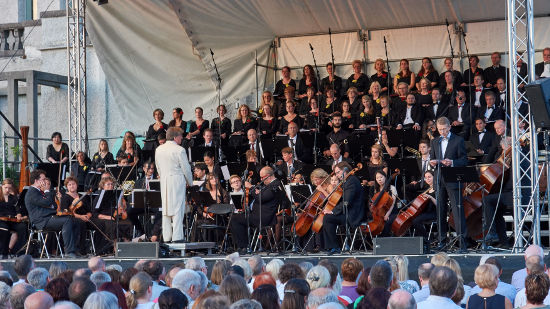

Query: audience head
[
  {"left": 306, "top": 266, "right": 331, "bottom": 290},
  {"left": 418, "top": 263, "right": 434, "bottom": 283},
  {"left": 359, "top": 287, "right": 392, "bottom": 309},
  {"left": 230, "top": 299, "right": 262, "bottom": 309},
  {"left": 14, "top": 255, "right": 34, "bottom": 280},
  {"left": 27, "top": 267, "right": 49, "bottom": 290},
  {"left": 252, "top": 272, "right": 276, "bottom": 290},
  {"left": 185, "top": 257, "right": 207, "bottom": 275},
  {"left": 526, "top": 255, "right": 545, "bottom": 274},
  {"left": 281, "top": 278, "right": 310, "bottom": 309},
  {"left": 369, "top": 260, "right": 393, "bottom": 289},
  {"left": 251, "top": 284, "right": 280, "bottom": 309},
  {"left": 356, "top": 267, "right": 371, "bottom": 296},
  {"left": 278, "top": 263, "right": 305, "bottom": 284},
  {"left": 119, "top": 268, "right": 138, "bottom": 291},
  {"left": 158, "top": 288, "right": 188, "bottom": 309},
  {"left": 69, "top": 278, "right": 97, "bottom": 308},
  {"left": 24, "top": 291, "right": 53, "bottom": 309},
  {"left": 341, "top": 258, "right": 363, "bottom": 283},
  {"left": 143, "top": 260, "right": 164, "bottom": 281},
  {"left": 219, "top": 274, "right": 250, "bottom": 304},
  {"left": 73, "top": 268, "right": 92, "bottom": 280},
  {"left": 525, "top": 244, "right": 544, "bottom": 260},
  {"left": 483, "top": 256, "right": 502, "bottom": 277},
  {"left": 307, "top": 288, "right": 338, "bottom": 309},
  {"left": 126, "top": 272, "right": 152, "bottom": 309},
  {"left": 474, "top": 264, "right": 499, "bottom": 290},
  {"left": 49, "top": 262, "right": 68, "bottom": 279},
  {"left": 0, "top": 270, "right": 13, "bottom": 286},
  {"left": 88, "top": 257, "right": 105, "bottom": 273},
  {"left": 317, "top": 303, "right": 345, "bottom": 309},
  {"left": 266, "top": 259, "right": 284, "bottom": 281},
  {"left": 0, "top": 282, "right": 10, "bottom": 309},
  {"left": 233, "top": 259, "right": 253, "bottom": 282},
  {"left": 429, "top": 266, "right": 458, "bottom": 299},
  {"left": 211, "top": 260, "right": 231, "bottom": 286},
  {"left": 45, "top": 277, "right": 70, "bottom": 302},
  {"left": 248, "top": 256, "right": 265, "bottom": 277},
  {"left": 298, "top": 262, "right": 313, "bottom": 275},
  {"left": 90, "top": 272, "right": 111, "bottom": 289},
  {"left": 50, "top": 301, "right": 80, "bottom": 309},
  {"left": 430, "top": 252, "right": 449, "bottom": 267},
  {"left": 196, "top": 271, "right": 208, "bottom": 294},
  {"left": 172, "top": 269, "right": 201, "bottom": 300},
  {"left": 98, "top": 282, "right": 127, "bottom": 309},
  {"left": 82, "top": 291, "right": 119, "bottom": 309},
  {"left": 525, "top": 272, "right": 550, "bottom": 306},
  {"left": 387, "top": 289, "right": 416, "bottom": 309},
  {"left": 10, "top": 283, "right": 35, "bottom": 309},
  {"left": 228, "top": 265, "right": 245, "bottom": 278}
]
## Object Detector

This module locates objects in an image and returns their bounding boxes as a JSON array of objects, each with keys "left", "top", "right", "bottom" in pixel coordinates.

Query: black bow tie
[
  {"left": 479, "top": 130, "right": 486, "bottom": 133},
  {"left": 487, "top": 107, "right": 494, "bottom": 110}
]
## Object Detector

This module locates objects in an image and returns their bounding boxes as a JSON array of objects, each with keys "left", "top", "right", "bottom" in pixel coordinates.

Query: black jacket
[
  {"left": 470, "top": 130, "right": 496, "bottom": 155},
  {"left": 429, "top": 134, "right": 468, "bottom": 187},
  {"left": 250, "top": 178, "right": 287, "bottom": 225},
  {"left": 424, "top": 101, "right": 450, "bottom": 121},
  {"left": 396, "top": 104, "right": 424, "bottom": 126},
  {"left": 25, "top": 186, "right": 56, "bottom": 229},
  {"left": 332, "top": 175, "right": 364, "bottom": 228}
]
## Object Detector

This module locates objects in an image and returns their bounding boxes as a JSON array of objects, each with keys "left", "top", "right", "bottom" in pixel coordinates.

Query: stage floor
[{"left": 0, "top": 252, "right": 527, "bottom": 284}]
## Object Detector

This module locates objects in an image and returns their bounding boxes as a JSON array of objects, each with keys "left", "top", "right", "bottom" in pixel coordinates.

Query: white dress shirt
[
  {"left": 418, "top": 295, "right": 462, "bottom": 309},
  {"left": 457, "top": 105, "right": 464, "bottom": 123},
  {"left": 404, "top": 106, "right": 415, "bottom": 125},
  {"left": 542, "top": 63, "right": 550, "bottom": 78}
]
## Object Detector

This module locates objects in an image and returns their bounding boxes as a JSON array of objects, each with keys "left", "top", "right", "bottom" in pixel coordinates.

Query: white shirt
[
  {"left": 13, "top": 278, "right": 26, "bottom": 286},
  {"left": 418, "top": 295, "right": 462, "bottom": 309},
  {"left": 484, "top": 106, "right": 494, "bottom": 120},
  {"left": 433, "top": 102, "right": 439, "bottom": 116},
  {"left": 500, "top": 91, "right": 506, "bottom": 103},
  {"left": 457, "top": 105, "right": 464, "bottom": 123},
  {"left": 332, "top": 155, "right": 343, "bottom": 166},
  {"left": 150, "top": 281, "right": 169, "bottom": 301},
  {"left": 478, "top": 130, "right": 486, "bottom": 143},
  {"left": 136, "top": 302, "right": 155, "bottom": 309},
  {"left": 441, "top": 132, "right": 451, "bottom": 158},
  {"left": 413, "top": 284, "right": 430, "bottom": 303},
  {"left": 404, "top": 106, "right": 415, "bottom": 125},
  {"left": 511, "top": 268, "right": 527, "bottom": 292},
  {"left": 542, "top": 63, "right": 550, "bottom": 78},
  {"left": 474, "top": 89, "right": 482, "bottom": 107}
]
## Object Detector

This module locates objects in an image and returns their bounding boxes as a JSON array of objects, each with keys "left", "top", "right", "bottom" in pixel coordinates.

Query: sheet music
[
  {"left": 221, "top": 165, "right": 230, "bottom": 180},
  {"left": 94, "top": 190, "right": 105, "bottom": 209}
]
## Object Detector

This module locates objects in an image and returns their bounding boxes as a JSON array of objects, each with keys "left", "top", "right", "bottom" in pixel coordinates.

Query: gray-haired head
[
  {"left": 388, "top": 289, "right": 417, "bottom": 309},
  {"left": 317, "top": 302, "right": 345, "bottom": 309},
  {"left": 299, "top": 261, "right": 314, "bottom": 275},
  {"left": 172, "top": 269, "right": 201, "bottom": 300},
  {"left": 418, "top": 263, "right": 434, "bottom": 281},
  {"left": 14, "top": 255, "right": 34, "bottom": 279},
  {"left": 10, "top": 283, "right": 35, "bottom": 309},
  {"left": 24, "top": 291, "right": 53, "bottom": 309},
  {"left": 27, "top": 267, "right": 49, "bottom": 290},
  {"left": 90, "top": 271, "right": 111, "bottom": 289},
  {"left": 82, "top": 291, "right": 118, "bottom": 309},
  {"left": 88, "top": 257, "right": 105, "bottom": 273},
  {"left": 196, "top": 271, "right": 208, "bottom": 294},
  {"left": 369, "top": 260, "right": 393, "bottom": 289},
  {"left": 73, "top": 268, "right": 92, "bottom": 280},
  {"left": 49, "top": 261, "right": 68, "bottom": 279},
  {"left": 185, "top": 257, "right": 206, "bottom": 272},
  {"left": 0, "top": 281, "right": 11, "bottom": 309},
  {"left": 307, "top": 288, "right": 338, "bottom": 309},
  {"left": 51, "top": 301, "right": 80, "bottom": 309},
  {"left": 232, "top": 259, "right": 252, "bottom": 281},
  {"left": 229, "top": 299, "right": 262, "bottom": 309},
  {"left": 105, "top": 264, "right": 122, "bottom": 273},
  {"left": 306, "top": 266, "right": 331, "bottom": 290},
  {"left": 248, "top": 255, "right": 265, "bottom": 276}
]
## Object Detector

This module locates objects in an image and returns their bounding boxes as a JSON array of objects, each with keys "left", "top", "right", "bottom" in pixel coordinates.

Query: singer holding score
[{"left": 429, "top": 116, "right": 468, "bottom": 252}]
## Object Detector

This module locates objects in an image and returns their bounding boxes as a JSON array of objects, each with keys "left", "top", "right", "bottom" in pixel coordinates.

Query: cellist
[
  {"left": 321, "top": 162, "right": 364, "bottom": 255},
  {"left": 375, "top": 170, "right": 399, "bottom": 237},
  {"left": 405, "top": 170, "right": 437, "bottom": 248}
]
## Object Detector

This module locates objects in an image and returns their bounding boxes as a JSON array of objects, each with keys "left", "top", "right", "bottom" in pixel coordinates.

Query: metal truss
[
  {"left": 66, "top": 0, "right": 88, "bottom": 165},
  {"left": 507, "top": 0, "right": 539, "bottom": 251}
]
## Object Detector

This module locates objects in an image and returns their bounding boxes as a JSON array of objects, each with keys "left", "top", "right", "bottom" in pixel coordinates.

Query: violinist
[
  {"left": 405, "top": 170, "right": 437, "bottom": 247},
  {"left": 25, "top": 169, "right": 80, "bottom": 258},
  {"left": 374, "top": 170, "right": 399, "bottom": 237},
  {"left": 230, "top": 166, "right": 285, "bottom": 253},
  {"left": 61, "top": 176, "right": 92, "bottom": 256},
  {"left": 321, "top": 162, "right": 364, "bottom": 254},
  {"left": 0, "top": 179, "right": 27, "bottom": 258},
  {"left": 197, "top": 174, "right": 229, "bottom": 242},
  {"left": 91, "top": 139, "right": 115, "bottom": 171},
  {"left": 92, "top": 176, "right": 133, "bottom": 249}
]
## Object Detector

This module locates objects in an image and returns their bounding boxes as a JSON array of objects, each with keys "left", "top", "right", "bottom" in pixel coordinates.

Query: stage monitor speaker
[
  {"left": 373, "top": 237, "right": 423, "bottom": 255},
  {"left": 526, "top": 78, "right": 550, "bottom": 129},
  {"left": 116, "top": 242, "right": 159, "bottom": 258}
]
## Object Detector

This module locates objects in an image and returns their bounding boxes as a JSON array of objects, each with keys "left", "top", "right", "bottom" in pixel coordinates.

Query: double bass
[
  {"left": 364, "top": 170, "right": 400, "bottom": 236},
  {"left": 293, "top": 172, "right": 332, "bottom": 237}
]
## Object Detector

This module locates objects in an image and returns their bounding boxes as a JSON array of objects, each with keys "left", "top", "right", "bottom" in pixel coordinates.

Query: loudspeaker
[
  {"left": 373, "top": 237, "right": 423, "bottom": 255},
  {"left": 115, "top": 242, "right": 159, "bottom": 258},
  {"left": 526, "top": 78, "right": 550, "bottom": 128}
]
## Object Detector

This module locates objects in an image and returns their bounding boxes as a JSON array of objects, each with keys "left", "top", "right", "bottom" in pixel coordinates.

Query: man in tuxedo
[
  {"left": 287, "top": 122, "right": 309, "bottom": 163},
  {"left": 429, "top": 117, "right": 468, "bottom": 252},
  {"left": 476, "top": 91, "right": 505, "bottom": 131},
  {"left": 535, "top": 47, "right": 550, "bottom": 79},
  {"left": 470, "top": 118, "right": 496, "bottom": 159},
  {"left": 448, "top": 90, "right": 473, "bottom": 140},
  {"left": 425, "top": 88, "right": 449, "bottom": 121},
  {"left": 396, "top": 94, "right": 424, "bottom": 131},
  {"left": 484, "top": 120, "right": 507, "bottom": 164},
  {"left": 321, "top": 162, "right": 364, "bottom": 254},
  {"left": 484, "top": 52, "right": 508, "bottom": 89},
  {"left": 516, "top": 55, "right": 528, "bottom": 91},
  {"left": 244, "top": 129, "right": 263, "bottom": 163},
  {"left": 495, "top": 78, "right": 509, "bottom": 110},
  {"left": 230, "top": 166, "right": 287, "bottom": 252},
  {"left": 468, "top": 75, "right": 489, "bottom": 110},
  {"left": 25, "top": 170, "right": 80, "bottom": 258},
  {"left": 275, "top": 147, "right": 305, "bottom": 184},
  {"left": 326, "top": 143, "right": 353, "bottom": 168}
]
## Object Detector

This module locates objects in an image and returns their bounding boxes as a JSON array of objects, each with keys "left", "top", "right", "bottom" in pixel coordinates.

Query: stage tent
[{"left": 85, "top": 0, "right": 550, "bottom": 133}]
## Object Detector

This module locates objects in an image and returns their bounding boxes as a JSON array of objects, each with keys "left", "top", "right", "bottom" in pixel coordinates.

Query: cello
[
  {"left": 311, "top": 164, "right": 362, "bottom": 234},
  {"left": 391, "top": 187, "right": 432, "bottom": 236},
  {"left": 364, "top": 169, "right": 400, "bottom": 236},
  {"left": 293, "top": 172, "right": 332, "bottom": 237}
]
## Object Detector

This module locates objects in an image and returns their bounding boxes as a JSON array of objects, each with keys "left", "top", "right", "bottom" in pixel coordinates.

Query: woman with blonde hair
[
  {"left": 346, "top": 59, "right": 369, "bottom": 96},
  {"left": 444, "top": 258, "right": 471, "bottom": 306},
  {"left": 467, "top": 264, "right": 512, "bottom": 309},
  {"left": 126, "top": 272, "right": 154, "bottom": 309},
  {"left": 370, "top": 58, "right": 391, "bottom": 94},
  {"left": 394, "top": 255, "right": 420, "bottom": 293}
]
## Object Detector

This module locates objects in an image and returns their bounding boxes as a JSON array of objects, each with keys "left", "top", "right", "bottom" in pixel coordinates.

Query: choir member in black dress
[
  {"left": 417, "top": 78, "right": 433, "bottom": 107},
  {"left": 143, "top": 108, "right": 168, "bottom": 161},
  {"left": 357, "top": 95, "right": 377, "bottom": 130},
  {"left": 211, "top": 104, "right": 232, "bottom": 146},
  {"left": 273, "top": 66, "right": 296, "bottom": 100},
  {"left": 233, "top": 104, "right": 258, "bottom": 136},
  {"left": 298, "top": 64, "right": 318, "bottom": 99},
  {"left": 378, "top": 95, "right": 398, "bottom": 128},
  {"left": 392, "top": 82, "right": 409, "bottom": 114},
  {"left": 70, "top": 151, "right": 91, "bottom": 192},
  {"left": 203, "top": 151, "right": 223, "bottom": 185},
  {"left": 370, "top": 58, "right": 391, "bottom": 95},
  {"left": 298, "top": 87, "right": 315, "bottom": 116},
  {"left": 278, "top": 86, "right": 297, "bottom": 118},
  {"left": 369, "top": 81, "right": 383, "bottom": 106},
  {"left": 320, "top": 62, "right": 343, "bottom": 97},
  {"left": 346, "top": 59, "right": 370, "bottom": 96},
  {"left": 257, "top": 103, "right": 278, "bottom": 138},
  {"left": 438, "top": 57, "right": 463, "bottom": 88},
  {"left": 340, "top": 101, "right": 355, "bottom": 131},
  {"left": 92, "top": 176, "right": 132, "bottom": 253},
  {"left": 415, "top": 57, "right": 439, "bottom": 90},
  {"left": 91, "top": 139, "right": 115, "bottom": 171},
  {"left": 346, "top": 87, "right": 362, "bottom": 113},
  {"left": 484, "top": 52, "right": 508, "bottom": 89},
  {"left": 259, "top": 91, "right": 278, "bottom": 119},
  {"left": 60, "top": 176, "right": 93, "bottom": 255},
  {"left": 187, "top": 107, "right": 209, "bottom": 146},
  {"left": 305, "top": 96, "right": 323, "bottom": 131},
  {"left": 461, "top": 55, "right": 484, "bottom": 87},
  {"left": 168, "top": 107, "right": 187, "bottom": 131},
  {"left": 320, "top": 87, "right": 340, "bottom": 117},
  {"left": 47, "top": 132, "right": 69, "bottom": 164},
  {"left": 0, "top": 179, "right": 27, "bottom": 258},
  {"left": 278, "top": 101, "right": 302, "bottom": 134},
  {"left": 394, "top": 59, "right": 415, "bottom": 93},
  {"left": 116, "top": 133, "right": 142, "bottom": 168},
  {"left": 366, "top": 144, "right": 389, "bottom": 187},
  {"left": 440, "top": 71, "right": 457, "bottom": 106}
]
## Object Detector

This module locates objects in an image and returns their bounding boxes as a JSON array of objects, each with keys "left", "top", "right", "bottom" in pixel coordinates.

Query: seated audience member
[
  {"left": 413, "top": 263, "right": 434, "bottom": 303},
  {"left": 417, "top": 266, "right": 461, "bottom": 309},
  {"left": 143, "top": 260, "right": 168, "bottom": 300},
  {"left": 469, "top": 257, "right": 516, "bottom": 303},
  {"left": 219, "top": 274, "right": 251, "bottom": 304},
  {"left": 125, "top": 272, "right": 154, "bottom": 309},
  {"left": 514, "top": 255, "right": 549, "bottom": 307},
  {"left": 307, "top": 288, "right": 339, "bottom": 309},
  {"left": 69, "top": 277, "right": 97, "bottom": 308},
  {"left": 281, "top": 278, "right": 310, "bottom": 309},
  {"left": 251, "top": 284, "right": 280, "bottom": 309},
  {"left": 340, "top": 258, "right": 364, "bottom": 302},
  {"left": 519, "top": 273, "right": 550, "bottom": 309},
  {"left": 10, "top": 283, "right": 35, "bottom": 309},
  {"left": 388, "top": 290, "right": 417, "bottom": 309},
  {"left": 512, "top": 244, "right": 544, "bottom": 292},
  {"left": 13, "top": 255, "right": 34, "bottom": 286},
  {"left": 158, "top": 288, "right": 189, "bottom": 309},
  {"left": 27, "top": 267, "right": 49, "bottom": 291},
  {"left": 83, "top": 291, "right": 119, "bottom": 309},
  {"left": 24, "top": 291, "right": 54, "bottom": 309},
  {"left": 467, "top": 264, "right": 512, "bottom": 309},
  {"left": 45, "top": 277, "right": 70, "bottom": 302},
  {"left": 90, "top": 271, "right": 111, "bottom": 289}
]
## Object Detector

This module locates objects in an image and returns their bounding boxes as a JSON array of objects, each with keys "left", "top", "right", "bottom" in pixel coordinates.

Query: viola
[
  {"left": 0, "top": 216, "right": 27, "bottom": 223},
  {"left": 391, "top": 188, "right": 432, "bottom": 236},
  {"left": 363, "top": 169, "right": 400, "bottom": 236}
]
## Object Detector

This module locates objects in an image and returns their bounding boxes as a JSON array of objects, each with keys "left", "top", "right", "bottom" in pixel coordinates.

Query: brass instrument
[
  {"left": 405, "top": 146, "right": 422, "bottom": 158},
  {"left": 376, "top": 117, "right": 382, "bottom": 144}
]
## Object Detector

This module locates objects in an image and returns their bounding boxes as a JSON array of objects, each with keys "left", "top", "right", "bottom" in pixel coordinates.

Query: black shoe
[{"left": 327, "top": 248, "right": 341, "bottom": 255}]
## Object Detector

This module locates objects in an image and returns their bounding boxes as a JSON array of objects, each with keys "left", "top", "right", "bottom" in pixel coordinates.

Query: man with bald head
[
  {"left": 512, "top": 245, "right": 544, "bottom": 292},
  {"left": 88, "top": 257, "right": 105, "bottom": 273},
  {"left": 230, "top": 166, "right": 287, "bottom": 253},
  {"left": 389, "top": 289, "right": 417, "bottom": 309},
  {"left": 24, "top": 291, "right": 53, "bottom": 309}
]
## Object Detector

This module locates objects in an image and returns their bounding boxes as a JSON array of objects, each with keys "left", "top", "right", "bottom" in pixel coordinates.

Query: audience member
[
  {"left": 172, "top": 269, "right": 201, "bottom": 306},
  {"left": 24, "top": 291, "right": 53, "bottom": 309},
  {"left": 45, "top": 278, "right": 70, "bottom": 302},
  {"left": 251, "top": 284, "right": 280, "bottom": 309},
  {"left": 210, "top": 260, "right": 231, "bottom": 291},
  {"left": 358, "top": 287, "right": 391, "bottom": 309},
  {"left": 417, "top": 266, "right": 460, "bottom": 309},
  {"left": 49, "top": 262, "right": 69, "bottom": 279},
  {"left": 339, "top": 258, "right": 363, "bottom": 302},
  {"left": 514, "top": 255, "right": 548, "bottom": 307},
  {"left": 281, "top": 278, "right": 310, "bottom": 309},
  {"left": 10, "top": 283, "right": 35, "bottom": 309},
  {"left": 0, "top": 281, "right": 11, "bottom": 309},
  {"left": 469, "top": 256, "right": 516, "bottom": 303},
  {"left": 27, "top": 267, "right": 49, "bottom": 291},
  {"left": 158, "top": 288, "right": 188, "bottom": 309},
  {"left": 412, "top": 263, "right": 434, "bottom": 303},
  {"left": 98, "top": 282, "right": 128, "bottom": 309},
  {"left": 248, "top": 255, "right": 266, "bottom": 292},
  {"left": 50, "top": 301, "right": 80, "bottom": 309},
  {"left": 13, "top": 255, "right": 34, "bottom": 286},
  {"left": 307, "top": 288, "right": 338, "bottom": 309},
  {"left": 83, "top": 291, "right": 119, "bottom": 309},
  {"left": 266, "top": 259, "right": 284, "bottom": 299},
  {"left": 467, "top": 264, "right": 512, "bottom": 309},
  {"left": 73, "top": 268, "right": 92, "bottom": 280},
  {"left": 388, "top": 289, "right": 416, "bottom": 309},
  {"left": 306, "top": 266, "right": 331, "bottom": 290},
  {"left": 120, "top": 268, "right": 139, "bottom": 291},
  {"left": 519, "top": 273, "right": 550, "bottom": 309},
  {"left": 512, "top": 245, "right": 544, "bottom": 292},
  {"left": 68, "top": 278, "right": 96, "bottom": 308},
  {"left": 252, "top": 272, "right": 276, "bottom": 290},
  {"left": 369, "top": 260, "right": 393, "bottom": 290},
  {"left": 219, "top": 274, "right": 251, "bottom": 304},
  {"left": 279, "top": 263, "right": 305, "bottom": 285},
  {"left": 143, "top": 260, "right": 168, "bottom": 300},
  {"left": 126, "top": 272, "right": 154, "bottom": 309},
  {"left": 90, "top": 271, "right": 111, "bottom": 289},
  {"left": 88, "top": 257, "right": 106, "bottom": 273},
  {"left": 229, "top": 299, "right": 262, "bottom": 309}
]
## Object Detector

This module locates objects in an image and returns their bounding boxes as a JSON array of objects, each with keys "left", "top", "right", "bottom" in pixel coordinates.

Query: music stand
[
  {"left": 273, "top": 136, "right": 289, "bottom": 161},
  {"left": 441, "top": 166, "right": 479, "bottom": 252},
  {"left": 191, "top": 146, "right": 215, "bottom": 163},
  {"left": 106, "top": 166, "right": 136, "bottom": 183},
  {"left": 354, "top": 161, "right": 370, "bottom": 182},
  {"left": 230, "top": 193, "right": 243, "bottom": 211},
  {"left": 132, "top": 189, "right": 162, "bottom": 237},
  {"left": 84, "top": 171, "right": 102, "bottom": 191},
  {"left": 288, "top": 185, "right": 312, "bottom": 204},
  {"left": 222, "top": 145, "right": 240, "bottom": 163},
  {"left": 148, "top": 180, "right": 160, "bottom": 191},
  {"left": 227, "top": 162, "right": 246, "bottom": 177},
  {"left": 387, "top": 158, "right": 421, "bottom": 183},
  {"left": 259, "top": 136, "right": 275, "bottom": 163}
]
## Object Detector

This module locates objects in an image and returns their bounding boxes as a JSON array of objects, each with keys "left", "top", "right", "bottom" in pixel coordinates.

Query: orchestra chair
[
  {"left": 251, "top": 225, "right": 277, "bottom": 252},
  {"left": 25, "top": 225, "right": 64, "bottom": 259},
  {"left": 338, "top": 223, "right": 369, "bottom": 253},
  {"left": 87, "top": 230, "right": 97, "bottom": 256},
  {"left": 411, "top": 219, "right": 437, "bottom": 243}
]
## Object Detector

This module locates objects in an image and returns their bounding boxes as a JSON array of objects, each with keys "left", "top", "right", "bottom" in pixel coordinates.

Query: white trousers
[{"left": 162, "top": 206, "right": 185, "bottom": 242}]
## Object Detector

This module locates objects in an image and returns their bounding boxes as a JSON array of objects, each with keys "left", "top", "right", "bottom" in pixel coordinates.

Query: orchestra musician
[
  {"left": 193, "top": 164, "right": 208, "bottom": 190},
  {"left": 320, "top": 62, "right": 343, "bottom": 98},
  {"left": 366, "top": 144, "right": 389, "bottom": 187},
  {"left": 275, "top": 147, "right": 304, "bottom": 185},
  {"left": 429, "top": 117, "right": 468, "bottom": 252},
  {"left": 326, "top": 144, "right": 353, "bottom": 169},
  {"left": 155, "top": 127, "right": 193, "bottom": 243},
  {"left": 346, "top": 60, "right": 369, "bottom": 96},
  {"left": 128, "top": 161, "right": 162, "bottom": 242},
  {"left": 199, "top": 129, "right": 222, "bottom": 160},
  {"left": 25, "top": 169, "right": 80, "bottom": 258},
  {"left": 374, "top": 170, "right": 399, "bottom": 237},
  {"left": 230, "top": 166, "right": 285, "bottom": 253},
  {"left": 46, "top": 132, "right": 69, "bottom": 164},
  {"left": 484, "top": 120, "right": 507, "bottom": 164},
  {"left": 70, "top": 151, "right": 90, "bottom": 192},
  {"left": 405, "top": 170, "right": 438, "bottom": 249},
  {"left": 203, "top": 151, "right": 223, "bottom": 184},
  {"left": 244, "top": 129, "right": 263, "bottom": 163},
  {"left": 392, "top": 82, "right": 409, "bottom": 115},
  {"left": 321, "top": 162, "right": 364, "bottom": 254},
  {"left": 91, "top": 139, "right": 115, "bottom": 171},
  {"left": 197, "top": 174, "right": 229, "bottom": 242},
  {"left": 469, "top": 75, "right": 489, "bottom": 111},
  {"left": 370, "top": 59, "right": 391, "bottom": 95},
  {"left": 0, "top": 178, "right": 27, "bottom": 258},
  {"left": 396, "top": 93, "right": 423, "bottom": 131},
  {"left": 61, "top": 176, "right": 92, "bottom": 256},
  {"left": 233, "top": 105, "right": 257, "bottom": 139},
  {"left": 406, "top": 139, "right": 432, "bottom": 200}
]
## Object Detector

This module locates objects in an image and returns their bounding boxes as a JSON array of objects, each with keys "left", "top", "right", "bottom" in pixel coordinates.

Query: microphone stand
[
  {"left": 383, "top": 36, "right": 391, "bottom": 95},
  {"left": 310, "top": 43, "right": 322, "bottom": 165},
  {"left": 460, "top": 28, "right": 474, "bottom": 137},
  {"left": 329, "top": 28, "right": 336, "bottom": 92},
  {"left": 210, "top": 49, "right": 224, "bottom": 164},
  {"left": 445, "top": 19, "right": 455, "bottom": 59},
  {"left": 435, "top": 137, "right": 444, "bottom": 248}
]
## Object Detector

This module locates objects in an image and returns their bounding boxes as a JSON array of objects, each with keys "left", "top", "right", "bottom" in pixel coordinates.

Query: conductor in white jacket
[{"left": 155, "top": 127, "right": 193, "bottom": 242}]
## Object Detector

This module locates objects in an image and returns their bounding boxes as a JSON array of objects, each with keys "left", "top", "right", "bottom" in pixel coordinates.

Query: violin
[
  {"left": 69, "top": 189, "right": 93, "bottom": 216},
  {"left": 364, "top": 169, "right": 400, "bottom": 236}
]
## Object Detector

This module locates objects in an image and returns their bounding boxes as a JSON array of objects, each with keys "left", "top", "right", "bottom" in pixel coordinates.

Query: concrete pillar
[
  {"left": 7, "top": 78, "right": 19, "bottom": 161},
  {"left": 26, "top": 72, "right": 38, "bottom": 153}
]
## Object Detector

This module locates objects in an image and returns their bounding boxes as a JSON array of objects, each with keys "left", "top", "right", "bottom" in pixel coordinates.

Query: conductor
[{"left": 155, "top": 127, "right": 193, "bottom": 243}]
